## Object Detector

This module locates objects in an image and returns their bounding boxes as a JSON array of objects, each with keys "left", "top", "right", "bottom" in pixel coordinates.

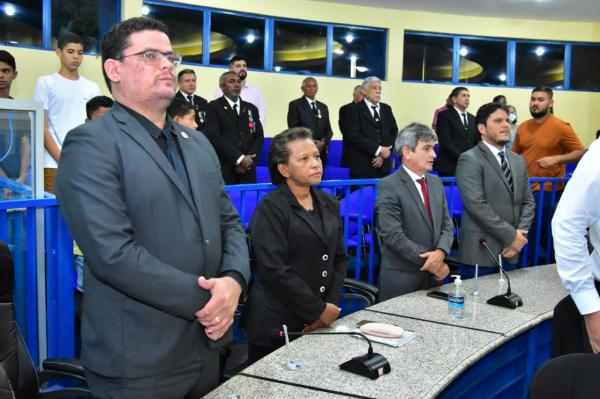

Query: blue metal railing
[
  {"left": 2, "top": 176, "right": 567, "bottom": 364},
  {"left": 1, "top": 195, "right": 74, "bottom": 366}
]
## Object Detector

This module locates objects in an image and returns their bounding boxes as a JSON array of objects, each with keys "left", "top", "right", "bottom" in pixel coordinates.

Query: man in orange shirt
[{"left": 512, "top": 87, "right": 586, "bottom": 264}]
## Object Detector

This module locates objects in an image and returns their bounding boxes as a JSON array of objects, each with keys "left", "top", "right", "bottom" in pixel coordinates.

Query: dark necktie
[
  {"left": 498, "top": 151, "right": 514, "bottom": 193},
  {"left": 461, "top": 113, "right": 468, "bottom": 128},
  {"left": 162, "top": 130, "right": 191, "bottom": 194},
  {"left": 187, "top": 95, "right": 194, "bottom": 106},
  {"left": 233, "top": 103, "right": 239, "bottom": 116},
  {"left": 417, "top": 178, "right": 433, "bottom": 223},
  {"left": 311, "top": 101, "right": 318, "bottom": 117},
  {"left": 371, "top": 105, "right": 380, "bottom": 124}
]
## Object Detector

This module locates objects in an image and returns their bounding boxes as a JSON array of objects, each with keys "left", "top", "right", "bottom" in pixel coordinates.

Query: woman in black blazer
[{"left": 242, "top": 127, "right": 348, "bottom": 363}]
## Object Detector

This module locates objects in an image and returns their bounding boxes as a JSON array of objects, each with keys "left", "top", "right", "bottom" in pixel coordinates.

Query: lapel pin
[{"left": 181, "top": 131, "right": 189, "bottom": 139}]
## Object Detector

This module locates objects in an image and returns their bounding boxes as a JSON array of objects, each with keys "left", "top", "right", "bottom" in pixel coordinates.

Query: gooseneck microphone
[
  {"left": 272, "top": 328, "right": 391, "bottom": 380},
  {"left": 479, "top": 239, "right": 523, "bottom": 309}
]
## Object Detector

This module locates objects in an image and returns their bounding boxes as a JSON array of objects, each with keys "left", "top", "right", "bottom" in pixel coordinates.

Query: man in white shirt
[
  {"left": 552, "top": 139, "right": 599, "bottom": 356},
  {"left": 215, "top": 55, "right": 265, "bottom": 127},
  {"left": 33, "top": 32, "right": 101, "bottom": 193}
]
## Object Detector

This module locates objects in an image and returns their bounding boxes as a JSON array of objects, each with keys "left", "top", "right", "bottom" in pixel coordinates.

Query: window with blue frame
[
  {"left": 209, "top": 12, "right": 265, "bottom": 69},
  {"left": 404, "top": 30, "right": 600, "bottom": 91},
  {"left": 0, "top": 0, "right": 43, "bottom": 47},
  {"left": 458, "top": 38, "right": 507, "bottom": 86},
  {"left": 515, "top": 42, "right": 564, "bottom": 88},
  {"left": 402, "top": 34, "right": 453, "bottom": 83},
  {"left": 143, "top": 3, "right": 203, "bottom": 63},
  {"left": 273, "top": 20, "right": 327, "bottom": 74},
  {"left": 143, "top": 1, "right": 387, "bottom": 79},
  {"left": 1, "top": 0, "right": 118, "bottom": 53},
  {"left": 570, "top": 44, "right": 600, "bottom": 90},
  {"left": 333, "top": 26, "right": 386, "bottom": 79}
]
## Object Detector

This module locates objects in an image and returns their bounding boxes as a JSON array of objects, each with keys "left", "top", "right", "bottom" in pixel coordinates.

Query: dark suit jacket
[
  {"left": 175, "top": 91, "right": 209, "bottom": 132},
  {"left": 375, "top": 167, "right": 454, "bottom": 299},
  {"left": 55, "top": 103, "right": 250, "bottom": 379},
  {"left": 204, "top": 96, "right": 264, "bottom": 185},
  {"left": 242, "top": 184, "right": 348, "bottom": 348},
  {"left": 456, "top": 142, "right": 535, "bottom": 266},
  {"left": 434, "top": 107, "right": 479, "bottom": 176},
  {"left": 339, "top": 100, "right": 398, "bottom": 178},
  {"left": 287, "top": 97, "right": 333, "bottom": 143}
]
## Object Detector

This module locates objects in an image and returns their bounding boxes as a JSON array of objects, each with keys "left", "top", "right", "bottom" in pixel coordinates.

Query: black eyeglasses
[{"left": 117, "top": 49, "right": 182, "bottom": 68}]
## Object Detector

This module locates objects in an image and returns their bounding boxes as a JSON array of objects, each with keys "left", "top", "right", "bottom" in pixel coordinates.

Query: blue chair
[
  {"left": 323, "top": 166, "right": 350, "bottom": 181},
  {"left": 257, "top": 137, "right": 271, "bottom": 167},
  {"left": 256, "top": 166, "right": 270, "bottom": 183},
  {"left": 327, "top": 140, "right": 343, "bottom": 167}
]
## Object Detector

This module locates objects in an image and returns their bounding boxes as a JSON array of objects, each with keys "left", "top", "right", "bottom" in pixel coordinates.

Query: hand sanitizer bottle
[{"left": 448, "top": 275, "right": 465, "bottom": 320}]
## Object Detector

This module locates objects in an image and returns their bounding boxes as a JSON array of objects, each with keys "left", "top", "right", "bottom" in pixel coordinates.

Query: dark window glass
[
  {"left": 458, "top": 38, "right": 507, "bottom": 85},
  {"left": 333, "top": 26, "right": 386, "bottom": 79},
  {"left": 515, "top": 42, "right": 564, "bottom": 88},
  {"left": 51, "top": 0, "right": 118, "bottom": 54},
  {"left": 144, "top": 3, "right": 203, "bottom": 63},
  {"left": 570, "top": 45, "right": 600, "bottom": 90},
  {"left": 402, "top": 34, "right": 453, "bottom": 82},
  {"left": 273, "top": 21, "right": 326, "bottom": 74},
  {"left": 209, "top": 12, "right": 264, "bottom": 69},
  {"left": 0, "top": 0, "right": 43, "bottom": 47}
]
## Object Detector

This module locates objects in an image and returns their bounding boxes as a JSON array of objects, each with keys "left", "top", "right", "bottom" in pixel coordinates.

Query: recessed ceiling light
[
  {"left": 535, "top": 46, "right": 545, "bottom": 56},
  {"left": 246, "top": 34, "right": 256, "bottom": 44},
  {"left": 141, "top": 5, "right": 150, "bottom": 15},
  {"left": 459, "top": 46, "right": 468, "bottom": 57},
  {"left": 4, "top": 4, "right": 16, "bottom": 16},
  {"left": 345, "top": 34, "right": 354, "bottom": 43}
]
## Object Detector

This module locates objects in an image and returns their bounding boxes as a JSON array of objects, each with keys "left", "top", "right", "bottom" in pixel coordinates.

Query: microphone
[
  {"left": 271, "top": 328, "right": 391, "bottom": 380},
  {"left": 479, "top": 239, "right": 523, "bottom": 309}
]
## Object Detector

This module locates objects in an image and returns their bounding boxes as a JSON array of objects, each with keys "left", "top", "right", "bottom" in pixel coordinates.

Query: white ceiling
[{"left": 321, "top": 0, "right": 600, "bottom": 22}]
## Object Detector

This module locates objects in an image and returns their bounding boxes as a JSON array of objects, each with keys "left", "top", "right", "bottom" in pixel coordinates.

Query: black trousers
[
  {"left": 85, "top": 349, "right": 219, "bottom": 399},
  {"left": 552, "top": 280, "right": 600, "bottom": 357}
]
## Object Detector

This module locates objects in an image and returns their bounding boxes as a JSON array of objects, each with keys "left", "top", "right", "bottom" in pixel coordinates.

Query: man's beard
[
  {"left": 238, "top": 71, "right": 247, "bottom": 81},
  {"left": 530, "top": 107, "right": 549, "bottom": 118}
]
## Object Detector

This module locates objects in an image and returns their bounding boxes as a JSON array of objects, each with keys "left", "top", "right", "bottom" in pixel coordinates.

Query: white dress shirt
[
  {"left": 223, "top": 96, "right": 245, "bottom": 166},
  {"left": 481, "top": 140, "right": 509, "bottom": 168},
  {"left": 402, "top": 165, "right": 426, "bottom": 204},
  {"left": 552, "top": 139, "right": 600, "bottom": 315},
  {"left": 364, "top": 98, "right": 382, "bottom": 156}
]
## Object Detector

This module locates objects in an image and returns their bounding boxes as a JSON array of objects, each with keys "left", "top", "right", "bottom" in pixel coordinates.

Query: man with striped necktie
[{"left": 455, "top": 102, "right": 535, "bottom": 269}]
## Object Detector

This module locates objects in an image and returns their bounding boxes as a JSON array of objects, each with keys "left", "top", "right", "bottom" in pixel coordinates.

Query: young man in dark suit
[
  {"left": 339, "top": 77, "right": 398, "bottom": 179},
  {"left": 287, "top": 77, "right": 333, "bottom": 164},
  {"left": 55, "top": 17, "right": 249, "bottom": 398},
  {"left": 455, "top": 102, "right": 535, "bottom": 269},
  {"left": 204, "top": 71, "right": 264, "bottom": 185},
  {"left": 434, "top": 86, "right": 479, "bottom": 176},
  {"left": 175, "top": 68, "right": 208, "bottom": 131}
]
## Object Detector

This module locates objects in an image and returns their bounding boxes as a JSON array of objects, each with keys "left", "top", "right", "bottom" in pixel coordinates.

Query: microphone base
[
  {"left": 339, "top": 353, "right": 391, "bottom": 380},
  {"left": 487, "top": 293, "right": 523, "bottom": 309}
]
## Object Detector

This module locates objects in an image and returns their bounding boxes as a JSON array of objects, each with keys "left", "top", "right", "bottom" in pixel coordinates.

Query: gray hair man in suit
[
  {"left": 55, "top": 17, "right": 250, "bottom": 398},
  {"left": 455, "top": 102, "right": 535, "bottom": 268},
  {"left": 375, "top": 123, "right": 454, "bottom": 300}
]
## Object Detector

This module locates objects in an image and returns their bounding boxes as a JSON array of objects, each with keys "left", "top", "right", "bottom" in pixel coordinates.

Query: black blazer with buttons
[
  {"left": 434, "top": 107, "right": 479, "bottom": 176},
  {"left": 339, "top": 100, "right": 398, "bottom": 178},
  {"left": 242, "top": 184, "right": 348, "bottom": 348},
  {"left": 175, "top": 91, "right": 209, "bottom": 132},
  {"left": 287, "top": 97, "right": 333, "bottom": 143},
  {"left": 204, "top": 96, "right": 264, "bottom": 184}
]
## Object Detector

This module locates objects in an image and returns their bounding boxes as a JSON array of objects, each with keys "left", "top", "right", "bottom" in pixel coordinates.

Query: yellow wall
[{"left": 3, "top": 0, "right": 600, "bottom": 143}]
